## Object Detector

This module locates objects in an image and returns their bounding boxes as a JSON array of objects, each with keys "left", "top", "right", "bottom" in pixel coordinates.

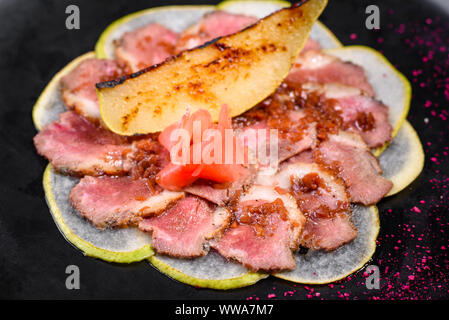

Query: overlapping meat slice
[
  {"left": 175, "top": 10, "right": 257, "bottom": 53},
  {"left": 286, "top": 50, "right": 375, "bottom": 97},
  {"left": 139, "top": 196, "right": 230, "bottom": 258},
  {"left": 184, "top": 167, "right": 254, "bottom": 206},
  {"left": 70, "top": 176, "right": 184, "bottom": 229},
  {"left": 301, "top": 215, "right": 358, "bottom": 251},
  {"left": 212, "top": 186, "right": 305, "bottom": 271},
  {"left": 114, "top": 23, "right": 178, "bottom": 72},
  {"left": 317, "top": 131, "right": 393, "bottom": 205},
  {"left": 237, "top": 118, "right": 317, "bottom": 166},
  {"left": 257, "top": 162, "right": 357, "bottom": 251},
  {"left": 233, "top": 91, "right": 318, "bottom": 167},
  {"left": 60, "top": 58, "right": 125, "bottom": 122},
  {"left": 302, "top": 83, "right": 392, "bottom": 148},
  {"left": 281, "top": 150, "right": 315, "bottom": 166},
  {"left": 34, "top": 111, "right": 132, "bottom": 176}
]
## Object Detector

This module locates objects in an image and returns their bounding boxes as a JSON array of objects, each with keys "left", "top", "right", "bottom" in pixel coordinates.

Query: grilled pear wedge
[{"left": 97, "top": 0, "right": 328, "bottom": 135}]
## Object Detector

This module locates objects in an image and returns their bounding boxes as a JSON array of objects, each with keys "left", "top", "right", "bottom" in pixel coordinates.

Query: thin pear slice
[
  {"left": 43, "top": 165, "right": 154, "bottom": 263},
  {"left": 325, "top": 46, "right": 412, "bottom": 139},
  {"left": 274, "top": 205, "right": 379, "bottom": 284},
  {"left": 97, "top": 0, "right": 328, "bottom": 135},
  {"left": 149, "top": 252, "right": 268, "bottom": 290},
  {"left": 218, "top": 0, "right": 342, "bottom": 49},
  {"left": 379, "top": 121, "right": 425, "bottom": 196}
]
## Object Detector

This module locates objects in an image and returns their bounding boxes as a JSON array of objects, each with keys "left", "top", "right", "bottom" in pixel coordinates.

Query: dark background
[{"left": 0, "top": 0, "right": 448, "bottom": 300}]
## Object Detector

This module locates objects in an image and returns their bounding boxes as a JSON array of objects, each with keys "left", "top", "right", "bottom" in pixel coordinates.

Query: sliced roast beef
[
  {"left": 128, "top": 137, "right": 171, "bottom": 185},
  {"left": 302, "top": 83, "right": 392, "bottom": 148},
  {"left": 34, "top": 111, "right": 132, "bottom": 176},
  {"left": 139, "top": 196, "right": 230, "bottom": 258},
  {"left": 301, "top": 214, "right": 358, "bottom": 251},
  {"left": 257, "top": 162, "right": 357, "bottom": 251},
  {"left": 261, "top": 162, "right": 350, "bottom": 214},
  {"left": 183, "top": 162, "right": 257, "bottom": 205},
  {"left": 281, "top": 150, "right": 314, "bottom": 166},
  {"left": 60, "top": 58, "right": 125, "bottom": 122},
  {"left": 286, "top": 50, "right": 375, "bottom": 97},
  {"left": 279, "top": 121, "right": 316, "bottom": 163},
  {"left": 317, "top": 131, "right": 393, "bottom": 205},
  {"left": 175, "top": 10, "right": 257, "bottom": 53},
  {"left": 70, "top": 176, "right": 184, "bottom": 229},
  {"left": 114, "top": 23, "right": 178, "bottom": 72},
  {"left": 212, "top": 186, "right": 305, "bottom": 271},
  {"left": 184, "top": 179, "right": 245, "bottom": 207},
  {"left": 236, "top": 112, "right": 317, "bottom": 166}
]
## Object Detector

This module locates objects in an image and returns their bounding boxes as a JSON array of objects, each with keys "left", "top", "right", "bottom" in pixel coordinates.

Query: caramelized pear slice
[{"left": 97, "top": 0, "right": 327, "bottom": 135}]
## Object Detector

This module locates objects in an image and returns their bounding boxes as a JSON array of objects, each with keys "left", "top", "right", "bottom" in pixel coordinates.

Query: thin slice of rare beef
[
  {"left": 34, "top": 111, "right": 132, "bottom": 176},
  {"left": 184, "top": 162, "right": 257, "bottom": 206},
  {"left": 139, "top": 196, "right": 231, "bottom": 258},
  {"left": 175, "top": 10, "right": 257, "bottom": 53},
  {"left": 212, "top": 186, "right": 305, "bottom": 271},
  {"left": 317, "top": 131, "right": 393, "bottom": 205},
  {"left": 70, "top": 176, "right": 184, "bottom": 229},
  {"left": 281, "top": 150, "right": 315, "bottom": 166},
  {"left": 237, "top": 119, "right": 317, "bottom": 165},
  {"left": 257, "top": 162, "right": 357, "bottom": 251},
  {"left": 301, "top": 214, "right": 358, "bottom": 251},
  {"left": 184, "top": 179, "right": 245, "bottom": 207},
  {"left": 301, "top": 83, "right": 392, "bottom": 148},
  {"left": 286, "top": 50, "right": 375, "bottom": 97},
  {"left": 60, "top": 58, "right": 125, "bottom": 122},
  {"left": 114, "top": 23, "right": 178, "bottom": 72},
  {"left": 234, "top": 97, "right": 318, "bottom": 167}
]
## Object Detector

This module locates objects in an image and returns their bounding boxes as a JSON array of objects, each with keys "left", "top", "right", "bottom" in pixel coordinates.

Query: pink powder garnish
[{"left": 411, "top": 206, "right": 422, "bottom": 213}]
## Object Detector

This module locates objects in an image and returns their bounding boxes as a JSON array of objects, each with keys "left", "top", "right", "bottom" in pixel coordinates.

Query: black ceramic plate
[{"left": 0, "top": 0, "right": 448, "bottom": 300}]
